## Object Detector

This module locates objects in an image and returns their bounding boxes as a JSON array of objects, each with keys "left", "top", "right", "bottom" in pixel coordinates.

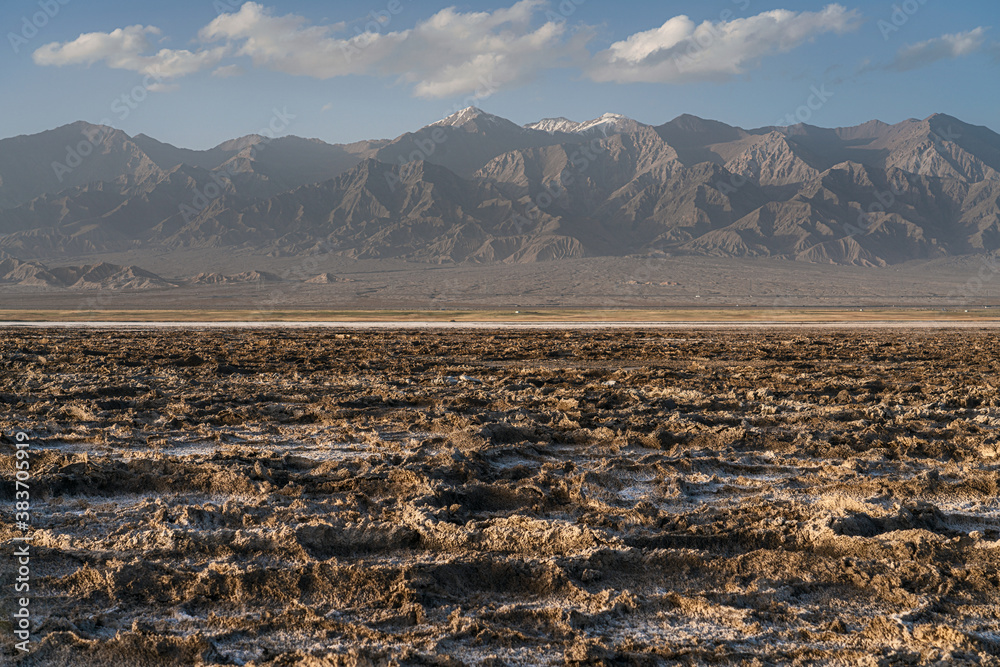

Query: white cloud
[
  {"left": 198, "top": 0, "right": 588, "bottom": 98},
  {"left": 397, "top": 1, "right": 588, "bottom": 99},
  {"left": 33, "top": 25, "right": 227, "bottom": 79},
  {"left": 888, "top": 28, "right": 989, "bottom": 71},
  {"left": 588, "top": 4, "right": 862, "bottom": 84},
  {"left": 198, "top": 2, "right": 362, "bottom": 76},
  {"left": 28, "top": 3, "right": 878, "bottom": 98},
  {"left": 211, "top": 64, "right": 245, "bottom": 78}
]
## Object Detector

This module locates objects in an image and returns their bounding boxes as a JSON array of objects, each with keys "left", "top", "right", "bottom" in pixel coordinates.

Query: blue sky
[{"left": 3, "top": 0, "right": 998, "bottom": 148}]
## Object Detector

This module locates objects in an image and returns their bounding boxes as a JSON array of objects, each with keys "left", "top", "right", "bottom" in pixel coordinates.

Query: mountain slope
[
  {"left": 0, "top": 122, "right": 162, "bottom": 209},
  {"left": 1, "top": 111, "right": 999, "bottom": 267},
  {"left": 193, "top": 158, "right": 576, "bottom": 262}
]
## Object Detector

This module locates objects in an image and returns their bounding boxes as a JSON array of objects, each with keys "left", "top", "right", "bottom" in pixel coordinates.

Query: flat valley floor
[{"left": 1, "top": 328, "right": 999, "bottom": 665}]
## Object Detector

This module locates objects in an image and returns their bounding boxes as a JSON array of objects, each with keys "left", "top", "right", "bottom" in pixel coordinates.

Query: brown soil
[{"left": 1, "top": 328, "right": 999, "bottom": 666}]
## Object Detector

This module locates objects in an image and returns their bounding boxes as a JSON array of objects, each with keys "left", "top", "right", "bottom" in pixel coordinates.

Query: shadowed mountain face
[{"left": 0, "top": 110, "right": 998, "bottom": 266}]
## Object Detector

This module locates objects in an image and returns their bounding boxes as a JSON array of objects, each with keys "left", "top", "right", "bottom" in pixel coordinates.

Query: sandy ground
[{"left": 1, "top": 328, "right": 999, "bottom": 665}]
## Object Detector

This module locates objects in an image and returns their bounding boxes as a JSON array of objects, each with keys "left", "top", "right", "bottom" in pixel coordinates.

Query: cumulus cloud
[
  {"left": 587, "top": 4, "right": 861, "bottom": 84},
  {"left": 197, "top": 0, "right": 588, "bottom": 98},
  {"left": 887, "top": 28, "right": 989, "bottom": 71},
  {"left": 31, "top": 2, "right": 584, "bottom": 97},
  {"left": 393, "top": 1, "right": 588, "bottom": 99},
  {"left": 198, "top": 3, "right": 362, "bottom": 76},
  {"left": 29, "top": 2, "right": 875, "bottom": 97},
  {"left": 32, "top": 25, "right": 227, "bottom": 79}
]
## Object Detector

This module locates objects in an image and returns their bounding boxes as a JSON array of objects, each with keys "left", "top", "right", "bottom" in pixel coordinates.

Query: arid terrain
[
  {"left": 2, "top": 327, "right": 1000, "bottom": 665},
  {"left": 3, "top": 254, "right": 1000, "bottom": 312}
]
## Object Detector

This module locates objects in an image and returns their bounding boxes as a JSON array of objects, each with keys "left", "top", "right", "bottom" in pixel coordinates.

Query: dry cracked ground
[{"left": 1, "top": 328, "right": 999, "bottom": 666}]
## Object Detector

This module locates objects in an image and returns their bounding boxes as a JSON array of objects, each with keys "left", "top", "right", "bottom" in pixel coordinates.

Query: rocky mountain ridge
[{"left": 1, "top": 110, "right": 997, "bottom": 267}]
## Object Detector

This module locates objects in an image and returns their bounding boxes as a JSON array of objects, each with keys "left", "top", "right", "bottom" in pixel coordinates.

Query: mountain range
[{"left": 1, "top": 109, "right": 998, "bottom": 267}]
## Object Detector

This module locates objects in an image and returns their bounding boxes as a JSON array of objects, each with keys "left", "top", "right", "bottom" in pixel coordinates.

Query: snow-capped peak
[
  {"left": 430, "top": 107, "right": 502, "bottom": 128},
  {"left": 525, "top": 117, "right": 583, "bottom": 134},
  {"left": 525, "top": 113, "right": 644, "bottom": 136},
  {"left": 576, "top": 113, "right": 642, "bottom": 135}
]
